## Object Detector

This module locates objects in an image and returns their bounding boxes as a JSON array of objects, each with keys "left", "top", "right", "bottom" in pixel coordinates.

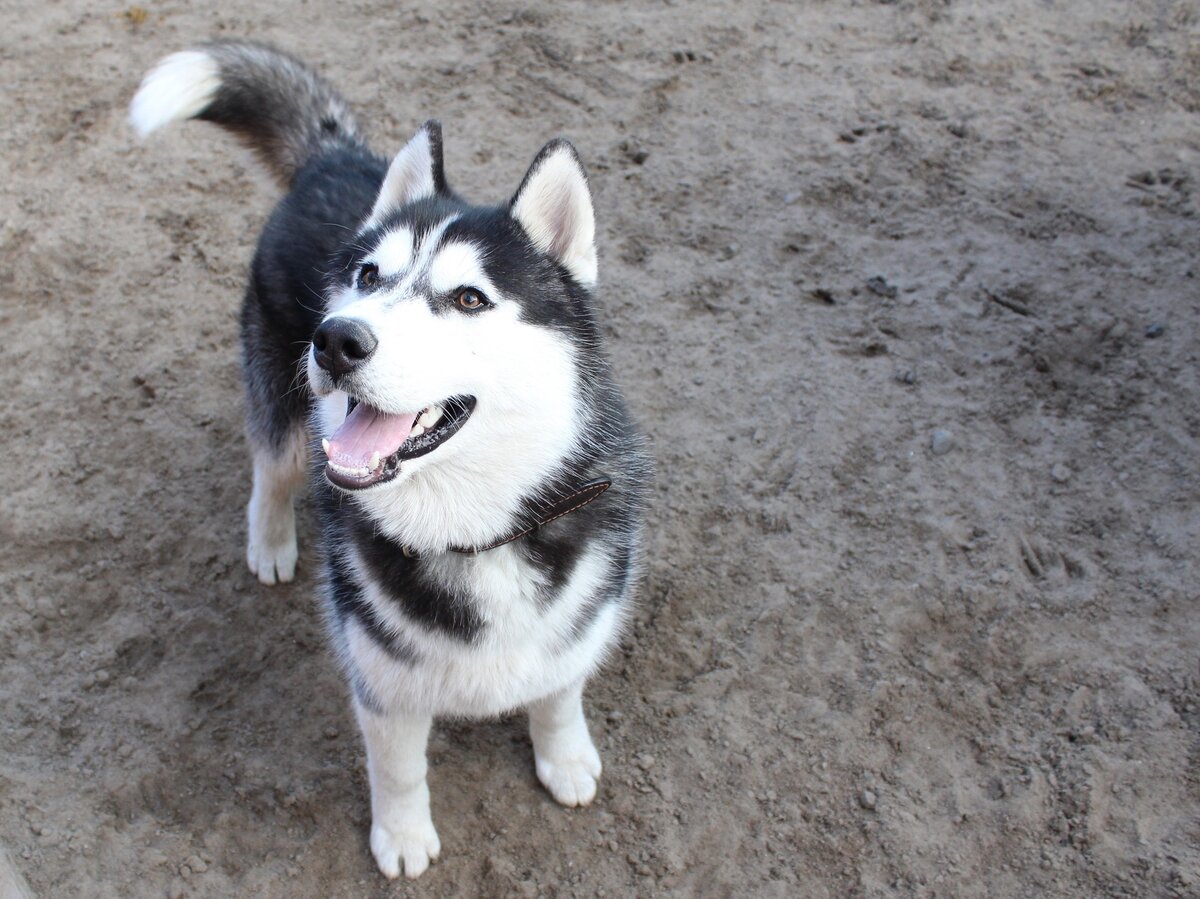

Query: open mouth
[{"left": 322, "top": 395, "right": 476, "bottom": 490}]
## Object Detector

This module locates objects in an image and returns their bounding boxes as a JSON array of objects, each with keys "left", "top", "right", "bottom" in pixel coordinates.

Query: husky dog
[{"left": 131, "top": 41, "right": 650, "bottom": 879}]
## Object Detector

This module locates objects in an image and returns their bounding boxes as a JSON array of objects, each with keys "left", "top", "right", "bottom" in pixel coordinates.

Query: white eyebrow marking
[
  {"left": 429, "top": 241, "right": 494, "bottom": 296},
  {"left": 370, "top": 227, "right": 414, "bottom": 277}
]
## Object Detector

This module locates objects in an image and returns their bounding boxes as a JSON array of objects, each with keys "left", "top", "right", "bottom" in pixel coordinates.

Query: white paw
[
  {"left": 246, "top": 532, "right": 297, "bottom": 585},
  {"left": 535, "top": 741, "right": 602, "bottom": 807},
  {"left": 370, "top": 819, "right": 440, "bottom": 880},
  {"left": 246, "top": 488, "right": 298, "bottom": 585}
]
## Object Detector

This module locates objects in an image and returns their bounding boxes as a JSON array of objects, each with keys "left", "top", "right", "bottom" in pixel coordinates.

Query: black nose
[{"left": 312, "top": 318, "right": 378, "bottom": 376}]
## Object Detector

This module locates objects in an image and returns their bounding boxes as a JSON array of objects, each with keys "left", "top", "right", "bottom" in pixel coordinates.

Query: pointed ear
[
  {"left": 510, "top": 140, "right": 597, "bottom": 288},
  {"left": 366, "top": 120, "right": 446, "bottom": 225}
]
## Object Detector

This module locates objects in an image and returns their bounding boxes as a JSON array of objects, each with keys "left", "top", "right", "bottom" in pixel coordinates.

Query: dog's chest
[{"left": 341, "top": 541, "right": 618, "bottom": 716}]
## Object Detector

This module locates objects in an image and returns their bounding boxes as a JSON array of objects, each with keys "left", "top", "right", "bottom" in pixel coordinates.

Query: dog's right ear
[{"left": 365, "top": 120, "right": 446, "bottom": 226}]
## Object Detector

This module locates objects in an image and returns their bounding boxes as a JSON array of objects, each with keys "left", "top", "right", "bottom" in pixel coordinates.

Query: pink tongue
[{"left": 326, "top": 404, "right": 417, "bottom": 469}]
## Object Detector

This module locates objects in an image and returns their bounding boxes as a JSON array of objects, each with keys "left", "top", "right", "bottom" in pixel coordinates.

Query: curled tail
[{"left": 130, "top": 40, "right": 365, "bottom": 186}]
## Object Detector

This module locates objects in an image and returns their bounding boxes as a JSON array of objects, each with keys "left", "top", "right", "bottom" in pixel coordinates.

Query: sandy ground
[{"left": 1, "top": 1, "right": 1198, "bottom": 896}]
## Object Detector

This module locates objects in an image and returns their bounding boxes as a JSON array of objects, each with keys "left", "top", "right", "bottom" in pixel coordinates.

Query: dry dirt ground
[{"left": 1, "top": 1, "right": 1198, "bottom": 897}]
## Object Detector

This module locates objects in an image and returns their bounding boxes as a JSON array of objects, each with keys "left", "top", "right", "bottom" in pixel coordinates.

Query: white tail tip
[{"left": 129, "top": 50, "right": 221, "bottom": 139}]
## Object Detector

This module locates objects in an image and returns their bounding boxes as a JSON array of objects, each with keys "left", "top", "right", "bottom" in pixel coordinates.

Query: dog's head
[{"left": 307, "top": 122, "right": 600, "bottom": 547}]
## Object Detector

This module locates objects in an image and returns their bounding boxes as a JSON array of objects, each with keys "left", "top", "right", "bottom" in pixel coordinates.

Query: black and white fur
[{"left": 131, "top": 41, "right": 650, "bottom": 880}]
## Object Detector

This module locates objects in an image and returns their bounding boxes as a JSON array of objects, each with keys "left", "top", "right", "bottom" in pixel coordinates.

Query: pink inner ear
[
  {"left": 547, "top": 186, "right": 579, "bottom": 259},
  {"left": 369, "top": 130, "right": 437, "bottom": 222},
  {"left": 513, "top": 155, "right": 592, "bottom": 256}
]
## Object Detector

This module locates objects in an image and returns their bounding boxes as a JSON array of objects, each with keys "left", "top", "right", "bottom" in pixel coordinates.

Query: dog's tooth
[
  {"left": 418, "top": 406, "right": 442, "bottom": 429},
  {"left": 322, "top": 438, "right": 331, "bottom": 456},
  {"left": 368, "top": 451, "right": 382, "bottom": 471},
  {"left": 328, "top": 458, "right": 370, "bottom": 477},
  {"left": 410, "top": 424, "right": 426, "bottom": 439}
]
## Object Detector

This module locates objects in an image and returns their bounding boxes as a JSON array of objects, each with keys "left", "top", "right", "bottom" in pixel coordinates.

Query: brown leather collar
[{"left": 440, "top": 477, "right": 611, "bottom": 555}]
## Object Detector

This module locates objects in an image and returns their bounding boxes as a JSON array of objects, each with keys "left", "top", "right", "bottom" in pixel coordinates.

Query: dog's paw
[
  {"left": 535, "top": 741, "right": 602, "bottom": 807},
  {"left": 246, "top": 533, "right": 298, "bottom": 585},
  {"left": 370, "top": 819, "right": 440, "bottom": 880},
  {"left": 246, "top": 457, "right": 301, "bottom": 585}
]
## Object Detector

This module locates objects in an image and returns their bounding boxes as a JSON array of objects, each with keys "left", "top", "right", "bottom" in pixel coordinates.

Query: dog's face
[{"left": 307, "top": 123, "right": 599, "bottom": 542}]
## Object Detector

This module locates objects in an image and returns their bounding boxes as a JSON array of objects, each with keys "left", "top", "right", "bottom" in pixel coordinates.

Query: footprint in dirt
[
  {"left": 1017, "top": 532, "right": 1086, "bottom": 581},
  {"left": 1126, "top": 169, "right": 1193, "bottom": 214}
]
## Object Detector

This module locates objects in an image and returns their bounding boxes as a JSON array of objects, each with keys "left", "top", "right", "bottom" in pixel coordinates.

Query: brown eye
[
  {"left": 456, "top": 288, "right": 487, "bottom": 311},
  {"left": 357, "top": 263, "right": 379, "bottom": 289}
]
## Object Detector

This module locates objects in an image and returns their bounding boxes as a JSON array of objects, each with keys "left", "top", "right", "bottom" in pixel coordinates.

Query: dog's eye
[
  {"left": 456, "top": 288, "right": 488, "bottom": 311},
  {"left": 357, "top": 263, "right": 379, "bottom": 289}
]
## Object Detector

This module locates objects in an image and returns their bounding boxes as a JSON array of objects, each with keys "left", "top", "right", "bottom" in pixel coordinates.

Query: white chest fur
[{"left": 338, "top": 542, "right": 623, "bottom": 718}]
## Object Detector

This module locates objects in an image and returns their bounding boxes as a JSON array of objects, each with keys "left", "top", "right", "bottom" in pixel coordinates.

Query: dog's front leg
[
  {"left": 354, "top": 702, "right": 440, "bottom": 880},
  {"left": 527, "top": 680, "right": 602, "bottom": 807}
]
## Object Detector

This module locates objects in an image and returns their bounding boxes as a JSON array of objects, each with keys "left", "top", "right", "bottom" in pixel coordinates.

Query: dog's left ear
[
  {"left": 366, "top": 120, "right": 446, "bottom": 225},
  {"left": 510, "top": 140, "right": 597, "bottom": 289}
]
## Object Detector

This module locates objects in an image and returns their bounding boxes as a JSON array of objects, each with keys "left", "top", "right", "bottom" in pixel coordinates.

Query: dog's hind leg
[
  {"left": 241, "top": 275, "right": 316, "bottom": 585},
  {"left": 527, "top": 679, "right": 603, "bottom": 807},
  {"left": 246, "top": 426, "right": 306, "bottom": 584}
]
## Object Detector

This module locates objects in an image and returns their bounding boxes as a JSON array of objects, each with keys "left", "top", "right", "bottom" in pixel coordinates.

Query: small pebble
[
  {"left": 930, "top": 429, "right": 955, "bottom": 455},
  {"left": 859, "top": 788, "right": 878, "bottom": 810},
  {"left": 866, "top": 276, "right": 898, "bottom": 299},
  {"left": 620, "top": 141, "right": 649, "bottom": 165},
  {"left": 1051, "top": 463, "right": 1072, "bottom": 483},
  {"left": 1144, "top": 322, "right": 1164, "bottom": 338}
]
